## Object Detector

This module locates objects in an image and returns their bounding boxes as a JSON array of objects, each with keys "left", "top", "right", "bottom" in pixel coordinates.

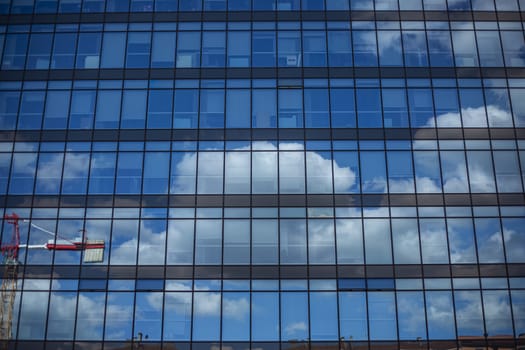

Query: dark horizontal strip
[
  {"left": 2, "top": 67, "right": 524, "bottom": 82},
  {"left": 8, "top": 263, "right": 524, "bottom": 280},
  {"left": 1, "top": 10, "right": 524, "bottom": 25},
  {"left": 1, "top": 128, "right": 524, "bottom": 144},
  {"left": 11, "top": 340, "right": 525, "bottom": 348},
  {"left": 2, "top": 193, "right": 524, "bottom": 209}
]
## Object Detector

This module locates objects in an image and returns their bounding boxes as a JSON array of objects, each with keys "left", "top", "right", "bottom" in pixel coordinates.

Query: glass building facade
[{"left": 1, "top": 0, "right": 525, "bottom": 349}]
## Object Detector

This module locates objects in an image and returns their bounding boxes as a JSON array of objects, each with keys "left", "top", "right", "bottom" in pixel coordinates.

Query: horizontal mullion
[{"left": 2, "top": 67, "right": 524, "bottom": 82}]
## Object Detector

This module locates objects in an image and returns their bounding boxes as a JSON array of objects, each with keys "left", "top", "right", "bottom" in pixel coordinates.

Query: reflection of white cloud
[
  {"left": 224, "top": 296, "right": 249, "bottom": 320},
  {"left": 285, "top": 322, "right": 307, "bottom": 336},
  {"left": 429, "top": 105, "right": 512, "bottom": 128},
  {"left": 503, "top": 228, "right": 525, "bottom": 262},
  {"left": 427, "top": 294, "right": 454, "bottom": 327},
  {"left": 147, "top": 284, "right": 249, "bottom": 321},
  {"left": 171, "top": 142, "right": 355, "bottom": 194},
  {"left": 194, "top": 292, "right": 221, "bottom": 316},
  {"left": 16, "top": 283, "right": 105, "bottom": 340}
]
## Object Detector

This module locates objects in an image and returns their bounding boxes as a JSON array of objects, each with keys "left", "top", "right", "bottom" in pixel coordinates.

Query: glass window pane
[
  {"left": 89, "top": 152, "right": 116, "bottom": 194},
  {"left": 252, "top": 219, "right": 278, "bottom": 264},
  {"left": 193, "top": 291, "right": 221, "bottom": 340},
  {"left": 502, "top": 218, "right": 525, "bottom": 263},
  {"left": 18, "top": 291, "right": 48, "bottom": 339},
  {"left": 226, "top": 89, "right": 250, "bottom": 128},
  {"left": 378, "top": 31, "right": 402, "bottom": 66},
  {"left": 455, "top": 291, "right": 484, "bottom": 337},
  {"left": 167, "top": 219, "right": 195, "bottom": 264},
  {"left": 197, "top": 151, "right": 223, "bottom": 194},
  {"left": 310, "top": 292, "right": 338, "bottom": 340},
  {"left": 360, "top": 151, "right": 386, "bottom": 193},
  {"left": 364, "top": 219, "right": 392, "bottom": 264},
  {"left": 426, "top": 291, "right": 456, "bottom": 339},
  {"left": 151, "top": 32, "right": 175, "bottom": 68},
  {"left": 441, "top": 151, "right": 469, "bottom": 193},
  {"left": 222, "top": 292, "right": 250, "bottom": 341},
  {"left": 476, "top": 31, "right": 504, "bottom": 67},
  {"left": 126, "top": 32, "right": 151, "bottom": 68},
  {"left": 327, "top": 30, "right": 351, "bottom": 66},
  {"left": 0, "top": 91, "right": 20, "bottom": 129},
  {"left": 18, "top": 91, "right": 45, "bottom": 129},
  {"left": 304, "top": 89, "right": 329, "bottom": 128},
  {"left": 387, "top": 151, "right": 414, "bottom": 193},
  {"left": 75, "top": 292, "right": 105, "bottom": 340},
  {"left": 403, "top": 30, "right": 428, "bottom": 66},
  {"left": 279, "top": 89, "right": 303, "bottom": 128},
  {"left": 223, "top": 220, "right": 250, "bottom": 264},
  {"left": 177, "top": 32, "right": 201, "bottom": 67},
  {"left": 116, "top": 152, "right": 143, "bottom": 194},
  {"left": 475, "top": 218, "right": 505, "bottom": 263},
  {"left": 392, "top": 219, "right": 420, "bottom": 264},
  {"left": 253, "top": 89, "right": 277, "bottom": 128},
  {"left": 202, "top": 31, "right": 225, "bottom": 67},
  {"left": 306, "top": 151, "right": 333, "bottom": 193},
  {"left": 105, "top": 292, "right": 134, "bottom": 340},
  {"left": 228, "top": 31, "right": 250, "bottom": 67},
  {"left": 61, "top": 152, "right": 89, "bottom": 194},
  {"left": 143, "top": 152, "right": 169, "bottom": 194},
  {"left": 353, "top": 31, "right": 377, "bottom": 66},
  {"left": 121, "top": 90, "right": 147, "bottom": 128},
  {"left": 467, "top": 150, "right": 496, "bottom": 192},
  {"left": 164, "top": 291, "right": 192, "bottom": 340},
  {"left": 303, "top": 31, "right": 326, "bottom": 67},
  {"left": 382, "top": 89, "right": 408, "bottom": 127},
  {"left": 195, "top": 219, "right": 222, "bottom": 264},
  {"left": 43, "top": 90, "right": 70, "bottom": 129},
  {"left": 308, "top": 219, "right": 335, "bottom": 264},
  {"left": 281, "top": 292, "right": 308, "bottom": 341},
  {"left": 2, "top": 34, "right": 29, "bottom": 70},
  {"left": 225, "top": 151, "right": 250, "bottom": 193},
  {"left": 420, "top": 219, "right": 449, "bottom": 264},
  {"left": 428, "top": 31, "right": 454, "bottom": 66},
  {"left": 368, "top": 292, "right": 396, "bottom": 340},
  {"left": 280, "top": 150, "right": 305, "bottom": 193},
  {"left": 9, "top": 153, "right": 37, "bottom": 194},
  {"left": 447, "top": 218, "right": 477, "bottom": 264},
  {"left": 51, "top": 33, "right": 76, "bottom": 69},
  {"left": 200, "top": 89, "right": 225, "bottom": 128},
  {"left": 26, "top": 33, "right": 52, "bottom": 69},
  {"left": 252, "top": 292, "right": 279, "bottom": 341},
  {"left": 76, "top": 32, "right": 101, "bottom": 69},
  {"left": 357, "top": 89, "right": 382, "bottom": 127},
  {"left": 280, "top": 219, "right": 307, "bottom": 264},
  {"left": 253, "top": 31, "right": 276, "bottom": 67},
  {"left": 397, "top": 292, "right": 426, "bottom": 340},
  {"left": 101, "top": 32, "right": 126, "bottom": 68},
  {"left": 452, "top": 30, "right": 479, "bottom": 66},
  {"left": 174, "top": 89, "right": 198, "bottom": 128},
  {"left": 171, "top": 152, "right": 196, "bottom": 194}
]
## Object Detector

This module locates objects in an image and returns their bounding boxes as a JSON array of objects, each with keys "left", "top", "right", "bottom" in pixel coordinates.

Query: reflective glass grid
[
  {"left": 1, "top": 21, "right": 525, "bottom": 70},
  {"left": 1, "top": 2, "right": 525, "bottom": 349},
  {"left": 1, "top": 79, "right": 525, "bottom": 130},
  {"left": 1, "top": 139, "right": 525, "bottom": 195},
  {"left": 2, "top": 274, "right": 525, "bottom": 342},
  {"left": 2, "top": 205, "right": 525, "bottom": 266},
  {"left": 1, "top": 0, "right": 525, "bottom": 13}
]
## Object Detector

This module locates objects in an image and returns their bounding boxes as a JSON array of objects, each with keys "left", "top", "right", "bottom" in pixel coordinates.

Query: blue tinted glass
[{"left": 18, "top": 91, "right": 45, "bottom": 129}]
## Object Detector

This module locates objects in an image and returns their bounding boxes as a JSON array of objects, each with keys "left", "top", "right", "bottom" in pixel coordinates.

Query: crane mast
[
  {"left": 0, "top": 213, "right": 105, "bottom": 349},
  {"left": 0, "top": 213, "right": 20, "bottom": 349}
]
